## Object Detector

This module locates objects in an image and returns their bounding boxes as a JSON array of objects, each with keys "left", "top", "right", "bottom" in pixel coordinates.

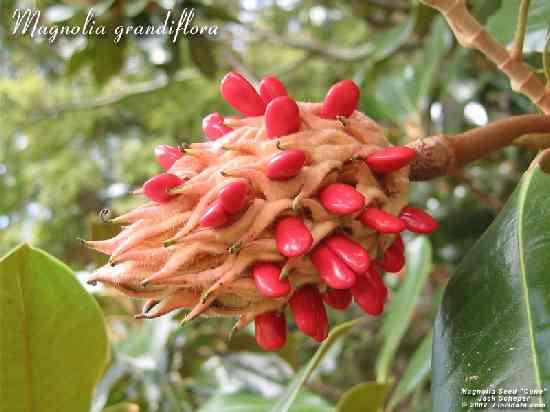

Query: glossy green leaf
[
  {"left": 269, "top": 319, "right": 363, "bottom": 412},
  {"left": 336, "top": 381, "right": 391, "bottom": 412},
  {"left": 0, "top": 244, "right": 109, "bottom": 412},
  {"left": 487, "top": 0, "right": 550, "bottom": 52},
  {"left": 432, "top": 151, "right": 550, "bottom": 410},
  {"left": 387, "top": 331, "right": 432, "bottom": 411},
  {"left": 199, "top": 392, "right": 333, "bottom": 412},
  {"left": 376, "top": 237, "right": 433, "bottom": 382}
]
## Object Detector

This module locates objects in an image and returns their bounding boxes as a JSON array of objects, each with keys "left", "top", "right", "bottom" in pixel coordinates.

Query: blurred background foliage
[{"left": 1, "top": 0, "right": 549, "bottom": 411}]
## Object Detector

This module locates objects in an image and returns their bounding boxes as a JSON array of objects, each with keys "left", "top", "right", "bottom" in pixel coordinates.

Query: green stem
[
  {"left": 544, "top": 32, "right": 550, "bottom": 85},
  {"left": 512, "top": 0, "right": 531, "bottom": 60}
]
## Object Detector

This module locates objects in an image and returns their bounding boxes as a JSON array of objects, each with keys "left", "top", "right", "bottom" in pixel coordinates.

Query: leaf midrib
[
  {"left": 15, "top": 247, "right": 32, "bottom": 412},
  {"left": 516, "top": 166, "right": 542, "bottom": 390}
]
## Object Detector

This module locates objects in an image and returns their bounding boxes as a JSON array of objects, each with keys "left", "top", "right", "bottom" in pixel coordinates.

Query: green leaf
[
  {"left": 336, "top": 381, "right": 391, "bottom": 412},
  {"left": 372, "top": 16, "right": 451, "bottom": 122},
  {"left": 387, "top": 331, "right": 432, "bottom": 411},
  {"left": 198, "top": 392, "right": 333, "bottom": 412},
  {"left": 375, "top": 237, "right": 433, "bottom": 382},
  {"left": 103, "top": 402, "right": 140, "bottom": 412},
  {"left": 432, "top": 150, "right": 550, "bottom": 410},
  {"left": 487, "top": 0, "right": 550, "bottom": 52},
  {"left": 0, "top": 244, "right": 109, "bottom": 412},
  {"left": 269, "top": 319, "right": 363, "bottom": 412},
  {"left": 189, "top": 36, "right": 218, "bottom": 79}
]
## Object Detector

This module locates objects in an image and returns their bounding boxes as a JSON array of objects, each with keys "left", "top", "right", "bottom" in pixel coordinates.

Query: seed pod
[
  {"left": 202, "top": 112, "right": 233, "bottom": 141},
  {"left": 320, "top": 80, "right": 360, "bottom": 119},
  {"left": 252, "top": 262, "right": 291, "bottom": 298},
  {"left": 265, "top": 96, "right": 301, "bottom": 139},
  {"left": 143, "top": 173, "right": 182, "bottom": 203},
  {"left": 359, "top": 208, "right": 405, "bottom": 233},
  {"left": 325, "top": 233, "right": 370, "bottom": 273},
  {"left": 351, "top": 274, "right": 384, "bottom": 316},
  {"left": 254, "top": 311, "right": 287, "bottom": 351},
  {"left": 154, "top": 145, "right": 183, "bottom": 170},
  {"left": 220, "top": 72, "right": 266, "bottom": 116},
  {"left": 364, "top": 146, "right": 417, "bottom": 174},
  {"left": 320, "top": 183, "right": 365, "bottom": 215},
  {"left": 289, "top": 285, "right": 329, "bottom": 342},
  {"left": 199, "top": 200, "right": 229, "bottom": 228},
  {"left": 266, "top": 149, "right": 306, "bottom": 181},
  {"left": 259, "top": 75, "right": 288, "bottom": 104},
  {"left": 400, "top": 207, "right": 438, "bottom": 233},
  {"left": 311, "top": 245, "right": 356, "bottom": 289},
  {"left": 322, "top": 288, "right": 352, "bottom": 310},
  {"left": 275, "top": 216, "right": 313, "bottom": 257},
  {"left": 218, "top": 181, "right": 249, "bottom": 214},
  {"left": 377, "top": 238, "right": 406, "bottom": 273}
]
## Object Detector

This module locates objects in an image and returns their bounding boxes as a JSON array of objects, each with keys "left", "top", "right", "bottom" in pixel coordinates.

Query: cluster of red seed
[{"left": 86, "top": 72, "right": 437, "bottom": 351}]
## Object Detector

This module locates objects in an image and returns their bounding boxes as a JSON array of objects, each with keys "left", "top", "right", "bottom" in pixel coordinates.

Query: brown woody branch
[
  {"left": 420, "top": 0, "right": 550, "bottom": 114},
  {"left": 409, "top": 115, "right": 550, "bottom": 180}
]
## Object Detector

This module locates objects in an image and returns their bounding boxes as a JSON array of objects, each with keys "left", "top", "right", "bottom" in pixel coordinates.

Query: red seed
[
  {"left": 220, "top": 72, "right": 266, "bottom": 116},
  {"left": 320, "top": 80, "right": 360, "bottom": 119},
  {"left": 259, "top": 75, "right": 288, "bottom": 104},
  {"left": 322, "top": 288, "right": 352, "bottom": 310},
  {"left": 143, "top": 173, "right": 182, "bottom": 203},
  {"left": 351, "top": 275, "right": 384, "bottom": 316},
  {"left": 289, "top": 285, "right": 329, "bottom": 342},
  {"left": 400, "top": 207, "right": 438, "bottom": 233},
  {"left": 320, "top": 183, "right": 365, "bottom": 215},
  {"left": 325, "top": 234, "right": 370, "bottom": 274},
  {"left": 265, "top": 96, "right": 301, "bottom": 139},
  {"left": 377, "top": 238, "right": 406, "bottom": 273},
  {"left": 252, "top": 262, "right": 291, "bottom": 298},
  {"left": 254, "top": 311, "right": 287, "bottom": 351},
  {"left": 366, "top": 267, "right": 388, "bottom": 302},
  {"left": 266, "top": 149, "right": 306, "bottom": 181},
  {"left": 218, "top": 181, "right": 249, "bottom": 214},
  {"left": 310, "top": 245, "right": 356, "bottom": 289},
  {"left": 199, "top": 200, "right": 229, "bottom": 228},
  {"left": 154, "top": 145, "right": 183, "bottom": 170},
  {"left": 364, "top": 146, "right": 417, "bottom": 174},
  {"left": 275, "top": 216, "right": 313, "bottom": 257},
  {"left": 202, "top": 112, "right": 232, "bottom": 141},
  {"left": 393, "top": 234, "right": 404, "bottom": 253},
  {"left": 359, "top": 208, "right": 405, "bottom": 233}
]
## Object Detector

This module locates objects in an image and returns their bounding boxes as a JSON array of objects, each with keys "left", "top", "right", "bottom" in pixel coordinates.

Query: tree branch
[
  {"left": 409, "top": 115, "right": 550, "bottom": 180},
  {"left": 25, "top": 71, "right": 196, "bottom": 125},
  {"left": 419, "top": 0, "right": 550, "bottom": 114}
]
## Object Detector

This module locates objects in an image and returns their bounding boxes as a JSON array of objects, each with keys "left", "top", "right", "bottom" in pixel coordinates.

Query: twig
[
  {"left": 248, "top": 26, "right": 374, "bottom": 62},
  {"left": 451, "top": 171, "right": 503, "bottom": 211},
  {"left": 419, "top": 0, "right": 550, "bottom": 114},
  {"left": 511, "top": 0, "right": 531, "bottom": 60},
  {"left": 25, "top": 71, "right": 196, "bottom": 124},
  {"left": 408, "top": 115, "right": 550, "bottom": 180}
]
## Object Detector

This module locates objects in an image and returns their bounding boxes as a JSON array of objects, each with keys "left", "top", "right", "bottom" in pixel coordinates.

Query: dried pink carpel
[{"left": 84, "top": 73, "right": 437, "bottom": 351}]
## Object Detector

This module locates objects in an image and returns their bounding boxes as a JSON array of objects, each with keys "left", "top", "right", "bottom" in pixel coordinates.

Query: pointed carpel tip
[
  {"left": 76, "top": 237, "right": 87, "bottom": 245},
  {"left": 164, "top": 239, "right": 175, "bottom": 248},
  {"left": 336, "top": 115, "right": 348, "bottom": 126}
]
